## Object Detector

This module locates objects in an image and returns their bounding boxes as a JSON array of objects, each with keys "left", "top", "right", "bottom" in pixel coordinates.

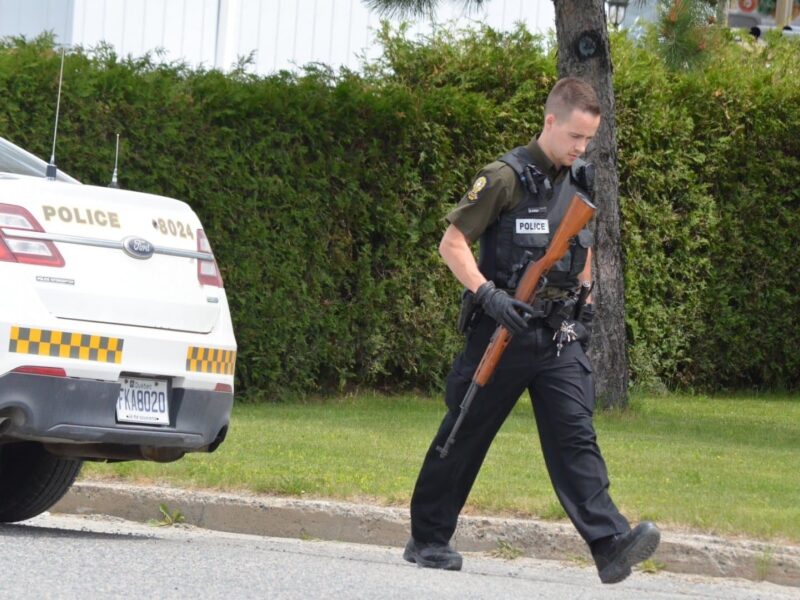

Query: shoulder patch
[{"left": 467, "top": 176, "right": 487, "bottom": 202}]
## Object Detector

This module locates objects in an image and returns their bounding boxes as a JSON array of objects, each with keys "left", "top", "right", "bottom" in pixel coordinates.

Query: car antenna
[
  {"left": 108, "top": 133, "right": 121, "bottom": 188},
  {"left": 46, "top": 47, "right": 66, "bottom": 181}
]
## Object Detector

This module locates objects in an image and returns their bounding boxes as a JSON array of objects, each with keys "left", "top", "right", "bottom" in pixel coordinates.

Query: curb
[{"left": 54, "top": 481, "right": 800, "bottom": 588}]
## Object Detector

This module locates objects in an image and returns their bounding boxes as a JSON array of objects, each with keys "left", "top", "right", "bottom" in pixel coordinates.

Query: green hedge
[
  {"left": 0, "top": 28, "right": 797, "bottom": 397},
  {"left": 614, "top": 30, "right": 800, "bottom": 389}
]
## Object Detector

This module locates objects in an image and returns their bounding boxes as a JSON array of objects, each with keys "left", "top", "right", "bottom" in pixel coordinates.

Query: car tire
[{"left": 0, "top": 442, "right": 82, "bottom": 523}]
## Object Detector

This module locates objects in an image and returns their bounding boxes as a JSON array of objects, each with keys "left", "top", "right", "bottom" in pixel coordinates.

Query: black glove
[{"left": 475, "top": 281, "right": 535, "bottom": 335}]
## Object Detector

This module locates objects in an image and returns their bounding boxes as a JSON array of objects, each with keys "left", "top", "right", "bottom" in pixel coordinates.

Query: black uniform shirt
[{"left": 446, "top": 137, "right": 567, "bottom": 243}]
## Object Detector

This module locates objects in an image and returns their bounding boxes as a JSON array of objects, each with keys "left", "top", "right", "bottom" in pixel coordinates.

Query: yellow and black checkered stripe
[
  {"left": 9, "top": 326, "right": 124, "bottom": 364},
  {"left": 186, "top": 346, "right": 236, "bottom": 375}
]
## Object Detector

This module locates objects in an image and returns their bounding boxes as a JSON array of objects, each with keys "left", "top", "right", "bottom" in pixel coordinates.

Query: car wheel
[{"left": 0, "top": 442, "right": 82, "bottom": 523}]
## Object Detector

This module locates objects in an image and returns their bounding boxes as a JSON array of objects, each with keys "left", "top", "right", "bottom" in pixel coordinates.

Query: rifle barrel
[{"left": 436, "top": 380, "right": 481, "bottom": 458}]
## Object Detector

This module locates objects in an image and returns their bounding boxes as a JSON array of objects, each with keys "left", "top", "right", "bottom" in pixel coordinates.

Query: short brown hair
[{"left": 544, "top": 77, "right": 601, "bottom": 121}]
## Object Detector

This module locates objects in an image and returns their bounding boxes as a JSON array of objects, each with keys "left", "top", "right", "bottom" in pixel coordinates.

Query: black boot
[
  {"left": 591, "top": 522, "right": 661, "bottom": 584},
  {"left": 403, "top": 538, "right": 463, "bottom": 571}
]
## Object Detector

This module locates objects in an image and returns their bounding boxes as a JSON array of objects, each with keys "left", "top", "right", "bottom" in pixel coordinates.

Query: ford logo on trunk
[{"left": 122, "top": 236, "right": 155, "bottom": 260}]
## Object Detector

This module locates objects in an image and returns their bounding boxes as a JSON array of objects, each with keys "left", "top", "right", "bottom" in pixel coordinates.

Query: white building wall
[
  {"left": 0, "top": 0, "right": 75, "bottom": 44},
  {"left": 1, "top": 0, "right": 555, "bottom": 74},
  {"left": 213, "top": 0, "right": 555, "bottom": 73},
  {"left": 71, "top": 0, "right": 220, "bottom": 66}
]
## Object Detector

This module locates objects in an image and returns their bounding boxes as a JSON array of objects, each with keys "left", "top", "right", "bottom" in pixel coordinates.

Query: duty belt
[
  {"left": 528, "top": 297, "right": 556, "bottom": 320},
  {"left": 499, "top": 292, "right": 557, "bottom": 319},
  {"left": 458, "top": 289, "right": 564, "bottom": 335}
]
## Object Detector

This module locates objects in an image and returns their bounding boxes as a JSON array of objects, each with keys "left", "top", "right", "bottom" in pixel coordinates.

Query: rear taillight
[
  {"left": 0, "top": 203, "right": 65, "bottom": 267},
  {"left": 197, "top": 229, "right": 223, "bottom": 287},
  {"left": 11, "top": 366, "right": 67, "bottom": 377}
]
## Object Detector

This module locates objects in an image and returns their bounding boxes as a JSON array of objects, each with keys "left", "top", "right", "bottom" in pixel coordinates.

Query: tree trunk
[{"left": 553, "top": 0, "right": 628, "bottom": 408}]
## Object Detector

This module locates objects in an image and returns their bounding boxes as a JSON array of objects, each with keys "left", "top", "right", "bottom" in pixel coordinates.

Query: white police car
[{"left": 0, "top": 136, "right": 236, "bottom": 522}]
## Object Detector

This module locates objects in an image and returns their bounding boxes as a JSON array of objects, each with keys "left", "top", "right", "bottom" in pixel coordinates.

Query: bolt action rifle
[{"left": 436, "top": 193, "right": 597, "bottom": 458}]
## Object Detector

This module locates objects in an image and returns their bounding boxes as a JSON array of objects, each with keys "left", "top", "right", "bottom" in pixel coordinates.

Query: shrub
[{"left": 1, "top": 27, "right": 796, "bottom": 397}]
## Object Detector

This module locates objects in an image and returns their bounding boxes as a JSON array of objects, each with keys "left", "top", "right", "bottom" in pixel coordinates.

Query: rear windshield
[{"left": 0, "top": 137, "right": 79, "bottom": 183}]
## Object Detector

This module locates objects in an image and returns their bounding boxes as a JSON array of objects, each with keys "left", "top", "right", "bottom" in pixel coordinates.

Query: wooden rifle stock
[{"left": 437, "top": 193, "right": 596, "bottom": 458}]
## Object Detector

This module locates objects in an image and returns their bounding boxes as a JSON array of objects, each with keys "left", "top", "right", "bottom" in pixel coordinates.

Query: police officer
[{"left": 403, "top": 78, "right": 660, "bottom": 584}]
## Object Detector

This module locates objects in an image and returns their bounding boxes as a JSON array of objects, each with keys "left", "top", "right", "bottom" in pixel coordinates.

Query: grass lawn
[{"left": 82, "top": 392, "right": 800, "bottom": 544}]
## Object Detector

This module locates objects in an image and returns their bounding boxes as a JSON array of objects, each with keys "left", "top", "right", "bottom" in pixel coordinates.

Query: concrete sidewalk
[{"left": 53, "top": 481, "right": 800, "bottom": 588}]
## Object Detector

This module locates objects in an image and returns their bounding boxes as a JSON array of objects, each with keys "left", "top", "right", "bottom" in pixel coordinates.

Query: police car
[{"left": 0, "top": 136, "right": 236, "bottom": 522}]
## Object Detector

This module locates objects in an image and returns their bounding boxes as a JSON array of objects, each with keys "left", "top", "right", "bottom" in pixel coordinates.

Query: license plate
[{"left": 116, "top": 377, "right": 170, "bottom": 425}]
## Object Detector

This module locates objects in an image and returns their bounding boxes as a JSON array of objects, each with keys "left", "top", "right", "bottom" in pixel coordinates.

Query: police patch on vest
[
  {"left": 516, "top": 219, "right": 549, "bottom": 234},
  {"left": 467, "top": 176, "right": 487, "bottom": 201}
]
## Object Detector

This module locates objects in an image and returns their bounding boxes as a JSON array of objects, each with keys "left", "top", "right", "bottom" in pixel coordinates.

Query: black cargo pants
[{"left": 409, "top": 316, "right": 630, "bottom": 547}]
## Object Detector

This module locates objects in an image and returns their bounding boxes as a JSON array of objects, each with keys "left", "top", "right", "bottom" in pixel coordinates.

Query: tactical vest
[{"left": 478, "top": 146, "right": 594, "bottom": 293}]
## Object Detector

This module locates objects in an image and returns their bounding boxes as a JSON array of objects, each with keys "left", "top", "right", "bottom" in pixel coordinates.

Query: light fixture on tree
[{"left": 606, "top": 0, "right": 629, "bottom": 28}]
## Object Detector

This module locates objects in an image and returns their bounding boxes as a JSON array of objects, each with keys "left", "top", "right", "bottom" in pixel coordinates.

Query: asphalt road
[{"left": 0, "top": 514, "right": 797, "bottom": 600}]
